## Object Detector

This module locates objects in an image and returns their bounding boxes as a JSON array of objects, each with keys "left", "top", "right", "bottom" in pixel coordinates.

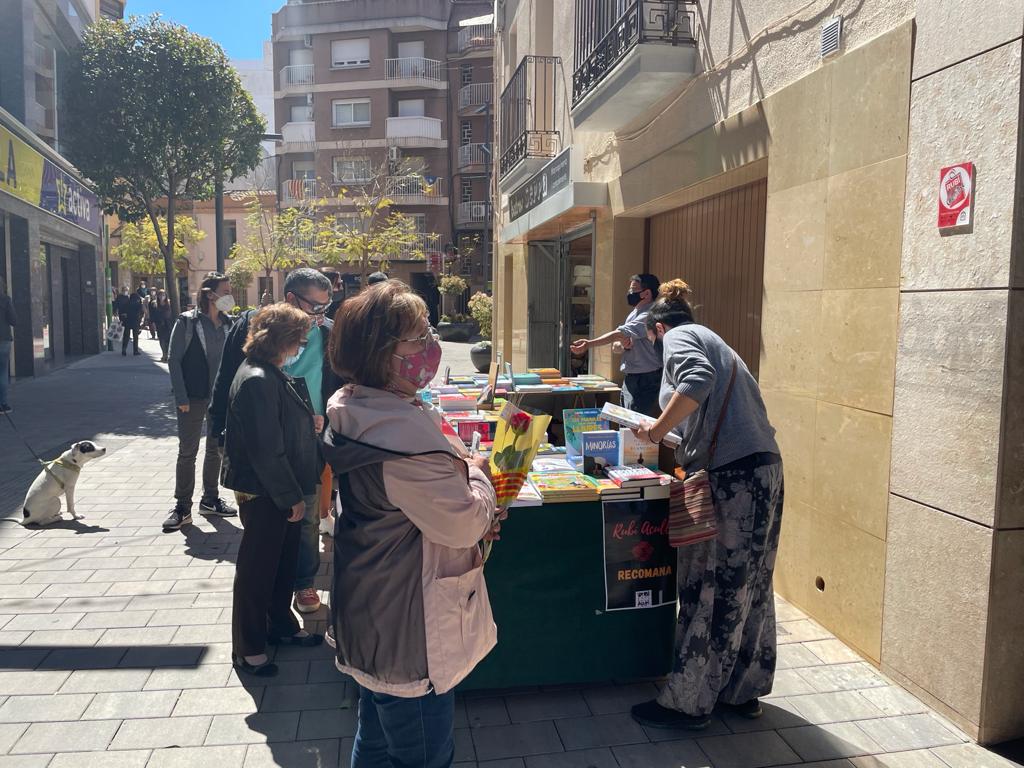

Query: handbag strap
[{"left": 707, "top": 356, "right": 738, "bottom": 467}]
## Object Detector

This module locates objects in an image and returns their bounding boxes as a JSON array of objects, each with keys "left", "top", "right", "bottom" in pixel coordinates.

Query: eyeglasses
[
  {"left": 393, "top": 326, "right": 438, "bottom": 352},
  {"left": 292, "top": 292, "right": 328, "bottom": 316}
]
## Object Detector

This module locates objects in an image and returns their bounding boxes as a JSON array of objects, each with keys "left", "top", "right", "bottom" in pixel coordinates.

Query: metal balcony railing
[
  {"left": 385, "top": 176, "right": 446, "bottom": 202},
  {"left": 396, "top": 232, "right": 443, "bottom": 260},
  {"left": 281, "top": 121, "right": 315, "bottom": 145},
  {"left": 280, "top": 64, "right": 314, "bottom": 87},
  {"left": 385, "top": 57, "right": 443, "bottom": 82},
  {"left": 499, "top": 55, "right": 561, "bottom": 179},
  {"left": 281, "top": 178, "right": 318, "bottom": 204},
  {"left": 458, "top": 82, "right": 493, "bottom": 112},
  {"left": 457, "top": 201, "right": 489, "bottom": 225},
  {"left": 572, "top": 0, "right": 696, "bottom": 106},
  {"left": 458, "top": 24, "right": 494, "bottom": 53},
  {"left": 385, "top": 116, "right": 443, "bottom": 141},
  {"left": 458, "top": 143, "right": 490, "bottom": 169}
]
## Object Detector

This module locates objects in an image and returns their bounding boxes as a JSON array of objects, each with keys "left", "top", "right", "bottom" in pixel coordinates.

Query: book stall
[{"left": 428, "top": 367, "right": 680, "bottom": 690}]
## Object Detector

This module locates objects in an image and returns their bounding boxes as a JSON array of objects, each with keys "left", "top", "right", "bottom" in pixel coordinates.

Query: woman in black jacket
[{"left": 221, "top": 302, "right": 324, "bottom": 676}]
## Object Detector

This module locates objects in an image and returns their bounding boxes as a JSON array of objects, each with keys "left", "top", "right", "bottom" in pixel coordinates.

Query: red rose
[
  {"left": 508, "top": 411, "right": 533, "bottom": 435},
  {"left": 632, "top": 541, "right": 655, "bottom": 562}
]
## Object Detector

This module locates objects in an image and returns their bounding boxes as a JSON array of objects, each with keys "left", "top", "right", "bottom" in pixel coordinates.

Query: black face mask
[
  {"left": 332, "top": 291, "right": 344, "bottom": 302},
  {"left": 626, "top": 291, "right": 645, "bottom": 307}
]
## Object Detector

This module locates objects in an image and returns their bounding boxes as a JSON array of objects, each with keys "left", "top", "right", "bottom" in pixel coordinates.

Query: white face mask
[{"left": 214, "top": 293, "right": 235, "bottom": 312}]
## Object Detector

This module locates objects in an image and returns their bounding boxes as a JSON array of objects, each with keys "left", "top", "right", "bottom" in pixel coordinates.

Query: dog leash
[{"left": 1, "top": 409, "right": 72, "bottom": 490}]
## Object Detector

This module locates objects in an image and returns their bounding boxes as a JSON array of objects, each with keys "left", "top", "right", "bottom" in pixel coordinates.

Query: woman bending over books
[{"left": 630, "top": 279, "right": 784, "bottom": 730}]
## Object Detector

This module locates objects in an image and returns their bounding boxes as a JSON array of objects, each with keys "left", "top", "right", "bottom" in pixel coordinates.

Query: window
[
  {"left": 292, "top": 160, "right": 315, "bottom": 180},
  {"left": 410, "top": 213, "right": 426, "bottom": 232},
  {"left": 332, "top": 98, "right": 371, "bottom": 127},
  {"left": 461, "top": 179, "right": 473, "bottom": 203},
  {"left": 397, "top": 99, "right": 425, "bottom": 118},
  {"left": 258, "top": 276, "right": 274, "bottom": 303},
  {"left": 336, "top": 214, "right": 368, "bottom": 233},
  {"left": 460, "top": 121, "right": 472, "bottom": 146},
  {"left": 461, "top": 64, "right": 473, "bottom": 87},
  {"left": 333, "top": 156, "right": 372, "bottom": 183},
  {"left": 331, "top": 38, "right": 370, "bottom": 68},
  {"left": 223, "top": 221, "right": 238, "bottom": 255},
  {"left": 290, "top": 104, "right": 313, "bottom": 123},
  {"left": 397, "top": 40, "right": 424, "bottom": 59}
]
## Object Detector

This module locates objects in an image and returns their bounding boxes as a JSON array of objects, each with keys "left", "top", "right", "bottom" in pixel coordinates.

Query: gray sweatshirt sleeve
[
  {"left": 167, "top": 316, "right": 190, "bottom": 406},
  {"left": 664, "top": 329, "right": 716, "bottom": 404}
]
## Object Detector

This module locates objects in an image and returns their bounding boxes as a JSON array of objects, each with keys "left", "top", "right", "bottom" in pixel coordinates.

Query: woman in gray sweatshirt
[{"left": 630, "top": 279, "right": 783, "bottom": 731}]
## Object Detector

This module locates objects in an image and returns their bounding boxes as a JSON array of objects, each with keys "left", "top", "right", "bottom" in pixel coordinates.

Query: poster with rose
[{"left": 602, "top": 499, "right": 677, "bottom": 611}]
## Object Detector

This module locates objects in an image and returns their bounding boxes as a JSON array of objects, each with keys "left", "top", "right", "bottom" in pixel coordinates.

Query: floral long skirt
[{"left": 658, "top": 453, "right": 784, "bottom": 716}]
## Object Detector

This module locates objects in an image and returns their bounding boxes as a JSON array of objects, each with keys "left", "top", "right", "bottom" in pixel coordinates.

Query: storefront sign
[
  {"left": 938, "top": 162, "right": 974, "bottom": 230},
  {"left": 509, "top": 148, "right": 571, "bottom": 222},
  {"left": 1, "top": 122, "right": 102, "bottom": 236},
  {"left": 602, "top": 499, "right": 676, "bottom": 611}
]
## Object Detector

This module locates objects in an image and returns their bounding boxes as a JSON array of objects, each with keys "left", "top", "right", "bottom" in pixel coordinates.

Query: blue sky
[{"left": 124, "top": 0, "right": 281, "bottom": 60}]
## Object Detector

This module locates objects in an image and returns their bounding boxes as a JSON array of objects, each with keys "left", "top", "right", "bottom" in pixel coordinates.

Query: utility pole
[
  {"left": 482, "top": 97, "right": 493, "bottom": 292},
  {"left": 214, "top": 174, "right": 225, "bottom": 274}
]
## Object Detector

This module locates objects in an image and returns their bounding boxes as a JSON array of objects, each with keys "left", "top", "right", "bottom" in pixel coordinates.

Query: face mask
[
  {"left": 214, "top": 293, "right": 235, "bottom": 312},
  {"left": 283, "top": 342, "right": 307, "bottom": 369},
  {"left": 627, "top": 291, "right": 644, "bottom": 307},
  {"left": 392, "top": 332, "right": 442, "bottom": 390},
  {"left": 332, "top": 291, "right": 344, "bottom": 302}
]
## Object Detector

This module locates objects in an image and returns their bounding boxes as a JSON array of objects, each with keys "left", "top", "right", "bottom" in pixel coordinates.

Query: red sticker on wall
[{"left": 938, "top": 163, "right": 974, "bottom": 230}]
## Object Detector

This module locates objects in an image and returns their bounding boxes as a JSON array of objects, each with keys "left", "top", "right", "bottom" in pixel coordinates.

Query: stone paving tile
[
  {"left": 48, "top": 750, "right": 152, "bottom": 768},
  {"left": 505, "top": 691, "right": 590, "bottom": 723},
  {"left": 467, "top": 697, "right": 512, "bottom": 728},
  {"left": 145, "top": 744, "right": 247, "bottom": 768},
  {"left": 787, "top": 691, "right": 888, "bottom": 725},
  {"left": 173, "top": 687, "right": 261, "bottom": 716},
  {"left": 295, "top": 707, "right": 359, "bottom": 741},
  {"left": 59, "top": 669, "right": 151, "bottom": 694},
  {"left": 719, "top": 698, "right": 808, "bottom": 734},
  {"left": 930, "top": 743, "right": 1023, "bottom": 767},
  {"left": 779, "top": 722, "right": 886, "bottom": 761},
  {"left": 0, "top": 693, "right": 94, "bottom": 723},
  {"left": 170, "top": 624, "right": 233, "bottom": 644},
  {"left": 471, "top": 722, "right": 565, "bottom": 762},
  {"left": 0, "top": 754, "right": 54, "bottom": 767},
  {"left": 96, "top": 627, "right": 177, "bottom": 646},
  {"left": 39, "top": 583, "right": 112, "bottom": 599},
  {"left": 144, "top": 665, "right": 233, "bottom": 691},
  {"left": 804, "top": 640, "right": 865, "bottom": 665},
  {"left": 850, "top": 752, "right": 948, "bottom": 767},
  {"left": 798, "top": 664, "right": 890, "bottom": 694},
  {"left": 854, "top": 715, "right": 963, "bottom": 753},
  {"left": 76, "top": 611, "right": 156, "bottom": 629},
  {"left": 643, "top": 714, "right": 732, "bottom": 742},
  {"left": 110, "top": 715, "right": 212, "bottom": 750},
  {"left": 0, "top": 648, "right": 49, "bottom": 670},
  {"left": 259, "top": 682, "right": 348, "bottom": 713},
  {"left": 580, "top": 683, "right": 659, "bottom": 716},
  {"left": 55, "top": 597, "right": 134, "bottom": 614},
  {"left": 23, "top": 571, "right": 96, "bottom": 585},
  {"left": 242, "top": 738, "right": 339, "bottom": 768},
  {"left": 37, "top": 646, "right": 129, "bottom": 671},
  {"left": 0, "top": 671, "right": 70, "bottom": 695},
  {"left": 0, "top": 631, "right": 31, "bottom": 646},
  {"left": 523, "top": 747, "right": 619, "bottom": 767},
  {"left": 150, "top": 566, "right": 215, "bottom": 581},
  {"left": 697, "top": 730, "right": 802, "bottom": 768},
  {"left": 82, "top": 690, "right": 180, "bottom": 720},
  {"left": 205, "top": 712, "right": 301, "bottom": 745},
  {"left": 0, "top": 723, "right": 29, "bottom": 753},
  {"left": 857, "top": 687, "right": 930, "bottom": 717},
  {"left": 11, "top": 719, "right": 121, "bottom": 753},
  {"left": 777, "top": 620, "right": 834, "bottom": 645},
  {"left": 613, "top": 738, "right": 714, "bottom": 768},
  {"left": 25, "top": 628, "right": 105, "bottom": 647},
  {"left": 124, "top": 595, "right": 196, "bottom": 612},
  {"left": 85, "top": 569, "right": 158, "bottom": 584},
  {"left": 103, "top": 580, "right": 176, "bottom": 597},
  {"left": 5, "top": 614, "right": 84, "bottom": 632},
  {"left": 763, "top": 668, "right": 820, "bottom": 698},
  {"left": 147, "top": 608, "right": 222, "bottom": 627},
  {"left": 553, "top": 713, "right": 648, "bottom": 750},
  {"left": 119, "top": 645, "right": 205, "bottom": 669}
]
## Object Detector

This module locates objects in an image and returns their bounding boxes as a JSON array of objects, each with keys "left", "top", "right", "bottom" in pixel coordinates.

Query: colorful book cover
[
  {"left": 601, "top": 402, "right": 682, "bottom": 447},
  {"left": 527, "top": 472, "right": 599, "bottom": 499},
  {"left": 581, "top": 430, "right": 621, "bottom": 478},
  {"left": 562, "top": 408, "right": 609, "bottom": 462},
  {"left": 618, "top": 428, "right": 659, "bottom": 469},
  {"left": 607, "top": 465, "right": 662, "bottom": 487}
]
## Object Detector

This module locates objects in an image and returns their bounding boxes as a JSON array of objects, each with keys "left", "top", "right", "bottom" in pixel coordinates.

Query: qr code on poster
[{"left": 635, "top": 590, "right": 653, "bottom": 608}]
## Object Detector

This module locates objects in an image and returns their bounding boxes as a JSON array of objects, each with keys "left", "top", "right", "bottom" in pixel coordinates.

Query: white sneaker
[{"left": 319, "top": 514, "right": 334, "bottom": 537}]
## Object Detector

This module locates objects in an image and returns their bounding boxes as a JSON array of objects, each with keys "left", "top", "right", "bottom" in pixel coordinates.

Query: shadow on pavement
[{"left": 0, "top": 644, "right": 211, "bottom": 670}]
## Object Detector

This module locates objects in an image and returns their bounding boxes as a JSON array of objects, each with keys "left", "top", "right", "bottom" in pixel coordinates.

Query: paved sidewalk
[{"left": 0, "top": 338, "right": 1020, "bottom": 768}]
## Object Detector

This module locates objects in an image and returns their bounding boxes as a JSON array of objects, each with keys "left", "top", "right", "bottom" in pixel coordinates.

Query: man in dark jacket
[
  {"left": 118, "top": 289, "right": 145, "bottom": 356},
  {"left": 0, "top": 276, "right": 16, "bottom": 414},
  {"left": 209, "top": 267, "right": 342, "bottom": 614}
]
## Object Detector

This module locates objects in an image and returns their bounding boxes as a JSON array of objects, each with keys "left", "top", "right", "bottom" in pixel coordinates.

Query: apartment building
[
  {"left": 0, "top": 0, "right": 124, "bottom": 379},
  {"left": 271, "top": 0, "right": 494, "bottom": 312},
  {"left": 492, "top": 0, "right": 1024, "bottom": 745}
]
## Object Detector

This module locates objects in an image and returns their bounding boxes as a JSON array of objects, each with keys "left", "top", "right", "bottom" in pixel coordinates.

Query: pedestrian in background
[
  {"left": 209, "top": 268, "right": 342, "bottom": 615},
  {"left": 366, "top": 270, "right": 388, "bottom": 287},
  {"left": 321, "top": 268, "right": 344, "bottom": 321},
  {"left": 630, "top": 279, "right": 783, "bottom": 730},
  {"left": 164, "top": 272, "right": 238, "bottom": 531},
  {"left": 0, "top": 276, "right": 16, "bottom": 414},
  {"left": 146, "top": 287, "right": 158, "bottom": 339},
  {"left": 120, "top": 290, "right": 145, "bottom": 357},
  {"left": 223, "top": 302, "right": 323, "bottom": 677},
  {"left": 151, "top": 289, "right": 173, "bottom": 362}
]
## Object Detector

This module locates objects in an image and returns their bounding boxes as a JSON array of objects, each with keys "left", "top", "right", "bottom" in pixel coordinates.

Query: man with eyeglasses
[{"left": 209, "top": 268, "right": 343, "bottom": 615}]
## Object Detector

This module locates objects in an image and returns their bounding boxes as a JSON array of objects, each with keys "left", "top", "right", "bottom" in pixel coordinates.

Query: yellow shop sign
[{"left": 0, "top": 123, "right": 45, "bottom": 207}]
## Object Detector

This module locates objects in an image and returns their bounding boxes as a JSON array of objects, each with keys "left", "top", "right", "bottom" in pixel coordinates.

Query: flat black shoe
[
  {"left": 268, "top": 632, "right": 324, "bottom": 648},
  {"left": 719, "top": 699, "right": 763, "bottom": 719},
  {"left": 631, "top": 700, "right": 711, "bottom": 730},
  {"left": 232, "top": 655, "right": 278, "bottom": 677}
]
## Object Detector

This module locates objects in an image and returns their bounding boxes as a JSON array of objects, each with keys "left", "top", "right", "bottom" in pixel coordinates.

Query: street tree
[
  {"left": 114, "top": 216, "right": 205, "bottom": 284},
  {"left": 64, "top": 15, "right": 265, "bottom": 314}
]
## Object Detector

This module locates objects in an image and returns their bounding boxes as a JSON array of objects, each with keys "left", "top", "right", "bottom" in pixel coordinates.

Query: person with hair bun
[
  {"left": 222, "top": 302, "right": 323, "bottom": 676},
  {"left": 630, "top": 278, "right": 784, "bottom": 730}
]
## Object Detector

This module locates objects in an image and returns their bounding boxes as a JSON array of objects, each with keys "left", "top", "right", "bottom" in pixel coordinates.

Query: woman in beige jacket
[{"left": 323, "top": 280, "right": 498, "bottom": 768}]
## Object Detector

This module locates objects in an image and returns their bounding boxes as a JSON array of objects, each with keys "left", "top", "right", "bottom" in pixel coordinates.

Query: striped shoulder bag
[{"left": 668, "top": 356, "right": 737, "bottom": 547}]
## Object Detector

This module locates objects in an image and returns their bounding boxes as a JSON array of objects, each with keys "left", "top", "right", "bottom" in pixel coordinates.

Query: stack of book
[
  {"left": 583, "top": 475, "right": 642, "bottom": 501},
  {"left": 527, "top": 471, "right": 600, "bottom": 502}
]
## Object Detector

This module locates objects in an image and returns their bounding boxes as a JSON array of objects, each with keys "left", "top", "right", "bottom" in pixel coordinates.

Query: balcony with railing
[
  {"left": 385, "top": 57, "right": 445, "bottom": 89},
  {"left": 280, "top": 64, "right": 314, "bottom": 90},
  {"left": 281, "top": 178, "right": 318, "bottom": 205},
  {"left": 499, "top": 55, "right": 561, "bottom": 188},
  {"left": 281, "top": 121, "right": 316, "bottom": 146},
  {"left": 458, "top": 24, "right": 494, "bottom": 55},
  {"left": 385, "top": 176, "right": 447, "bottom": 205},
  {"left": 385, "top": 116, "right": 445, "bottom": 147},
  {"left": 571, "top": 0, "right": 698, "bottom": 131},
  {"left": 458, "top": 143, "right": 490, "bottom": 171},
  {"left": 396, "top": 232, "right": 443, "bottom": 261},
  {"left": 456, "top": 200, "right": 489, "bottom": 227},
  {"left": 458, "top": 82, "right": 493, "bottom": 114}
]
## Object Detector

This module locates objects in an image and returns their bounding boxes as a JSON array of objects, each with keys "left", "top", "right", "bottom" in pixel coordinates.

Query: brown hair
[
  {"left": 198, "top": 272, "right": 229, "bottom": 313},
  {"left": 646, "top": 279, "right": 695, "bottom": 331},
  {"left": 329, "top": 280, "right": 428, "bottom": 388},
  {"left": 243, "top": 302, "right": 310, "bottom": 363}
]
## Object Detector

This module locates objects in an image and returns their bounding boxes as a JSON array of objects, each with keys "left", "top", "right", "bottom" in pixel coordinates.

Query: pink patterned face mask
[{"left": 392, "top": 329, "right": 442, "bottom": 390}]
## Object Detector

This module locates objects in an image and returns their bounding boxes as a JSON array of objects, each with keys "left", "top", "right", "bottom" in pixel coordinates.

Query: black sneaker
[
  {"left": 199, "top": 497, "right": 237, "bottom": 517},
  {"left": 631, "top": 700, "right": 711, "bottom": 730},
  {"left": 719, "top": 699, "right": 763, "bottom": 719},
  {"left": 162, "top": 505, "right": 192, "bottom": 531}
]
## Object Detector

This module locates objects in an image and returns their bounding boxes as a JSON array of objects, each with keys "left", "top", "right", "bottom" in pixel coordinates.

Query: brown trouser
[{"left": 232, "top": 496, "right": 301, "bottom": 657}]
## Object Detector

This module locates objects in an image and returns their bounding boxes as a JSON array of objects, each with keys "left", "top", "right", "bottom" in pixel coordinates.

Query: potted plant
[
  {"left": 436, "top": 276, "right": 478, "bottom": 341},
  {"left": 468, "top": 292, "right": 493, "bottom": 372}
]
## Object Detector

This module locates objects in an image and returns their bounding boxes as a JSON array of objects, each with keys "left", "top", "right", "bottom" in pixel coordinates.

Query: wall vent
[{"left": 821, "top": 16, "right": 843, "bottom": 58}]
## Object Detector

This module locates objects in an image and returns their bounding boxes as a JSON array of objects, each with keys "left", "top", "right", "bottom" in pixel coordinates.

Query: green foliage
[
  {"left": 227, "top": 193, "right": 322, "bottom": 287},
  {"left": 439, "top": 275, "right": 469, "bottom": 297},
  {"left": 115, "top": 216, "right": 204, "bottom": 276},
  {"left": 64, "top": 14, "right": 265, "bottom": 313},
  {"left": 467, "top": 292, "right": 492, "bottom": 339}
]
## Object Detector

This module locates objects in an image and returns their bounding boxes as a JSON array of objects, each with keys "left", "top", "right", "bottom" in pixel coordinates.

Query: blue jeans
[
  {"left": 0, "top": 340, "right": 11, "bottom": 406},
  {"left": 293, "top": 488, "right": 320, "bottom": 591},
  {"left": 351, "top": 685, "right": 455, "bottom": 768}
]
